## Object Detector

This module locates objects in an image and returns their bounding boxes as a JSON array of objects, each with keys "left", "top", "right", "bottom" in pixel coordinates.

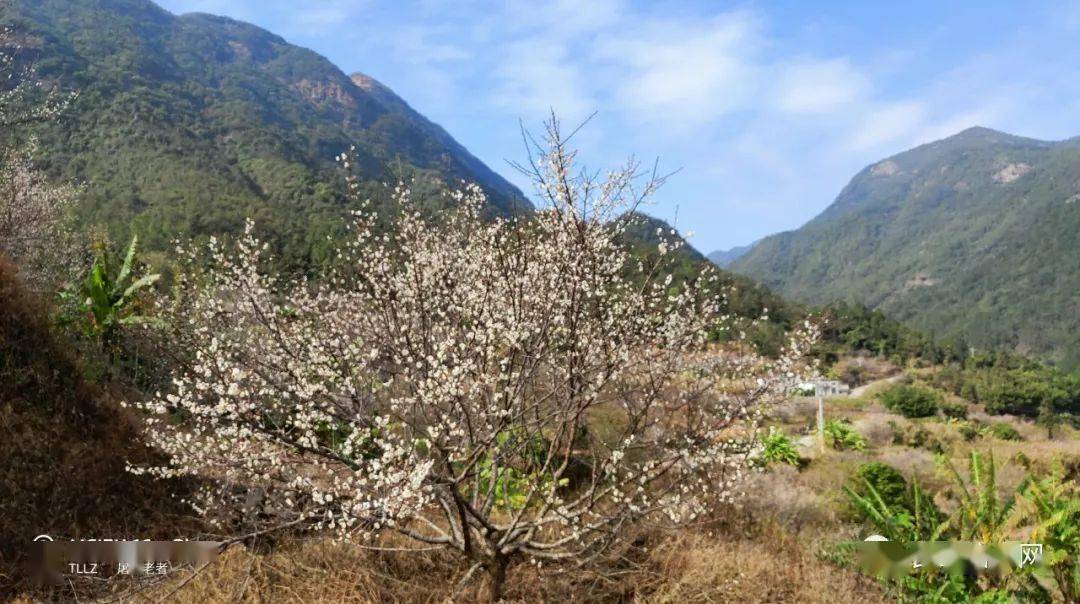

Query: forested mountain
[
  {"left": 730, "top": 127, "right": 1080, "bottom": 370},
  {"left": 1, "top": 0, "right": 530, "bottom": 269},
  {"left": 707, "top": 242, "right": 755, "bottom": 267}
]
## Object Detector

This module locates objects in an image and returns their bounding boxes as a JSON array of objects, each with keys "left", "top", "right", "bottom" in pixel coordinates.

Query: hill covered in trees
[
  {"left": 707, "top": 242, "right": 755, "bottom": 267},
  {"left": 730, "top": 127, "right": 1080, "bottom": 371},
  {"left": 1, "top": 0, "right": 530, "bottom": 270}
]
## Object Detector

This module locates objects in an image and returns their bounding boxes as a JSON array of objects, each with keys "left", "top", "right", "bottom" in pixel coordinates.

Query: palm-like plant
[
  {"left": 846, "top": 452, "right": 1076, "bottom": 601},
  {"left": 844, "top": 476, "right": 944, "bottom": 542},
  {"left": 64, "top": 235, "right": 159, "bottom": 348},
  {"left": 940, "top": 451, "right": 1021, "bottom": 543},
  {"left": 759, "top": 426, "right": 801, "bottom": 466},
  {"left": 1015, "top": 459, "right": 1079, "bottom": 601}
]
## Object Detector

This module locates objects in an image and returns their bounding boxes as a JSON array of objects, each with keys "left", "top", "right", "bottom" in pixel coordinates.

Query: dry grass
[
  {"left": 833, "top": 356, "right": 897, "bottom": 388},
  {"left": 123, "top": 453, "right": 891, "bottom": 603},
  {"left": 0, "top": 257, "right": 198, "bottom": 600},
  {"left": 130, "top": 515, "right": 884, "bottom": 604},
  {"left": 640, "top": 527, "right": 885, "bottom": 604}
]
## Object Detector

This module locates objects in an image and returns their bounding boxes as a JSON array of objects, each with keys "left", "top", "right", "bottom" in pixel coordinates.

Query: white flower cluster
[
  {"left": 1, "top": 27, "right": 72, "bottom": 128},
  {"left": 133, "top": 120, "right": 816, "bottom": 577},
  {"left": 0, "top": 28, "right": 79, "bottom": 288}
]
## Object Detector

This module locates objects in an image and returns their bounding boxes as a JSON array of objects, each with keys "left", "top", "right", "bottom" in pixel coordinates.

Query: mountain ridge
[
  {"left": 730, "top": 126, "right": 1080, "bottom": 370},
  {"left": 707, "top": 241, "right": 756, "bottom": 267},
  {"left": 2, "top": 0, "right": 530, "bottom": 269}
]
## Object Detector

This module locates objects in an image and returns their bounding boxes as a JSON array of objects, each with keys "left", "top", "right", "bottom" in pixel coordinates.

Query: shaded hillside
[
  {"left": 731, "top": 127, "right": 1080, "bottom": 370},
  {"left": 0, "top": 256, "right": 195, "bottom": 597},
  {"left": 0, "top": 0, "right": 529, "bottom": 270}
]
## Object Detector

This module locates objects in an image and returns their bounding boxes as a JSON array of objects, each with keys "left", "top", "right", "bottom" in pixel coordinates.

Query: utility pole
[{"left": 817, "top": 396, "right": 826, "bottom": 454}]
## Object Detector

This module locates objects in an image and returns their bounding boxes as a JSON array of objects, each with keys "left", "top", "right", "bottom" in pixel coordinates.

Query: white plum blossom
[
  {"left": 132, "top": 118, "right": 816, "bottom": 598},
  {"left": 0, "top": 27, "right": 79, "bottom": 288}
]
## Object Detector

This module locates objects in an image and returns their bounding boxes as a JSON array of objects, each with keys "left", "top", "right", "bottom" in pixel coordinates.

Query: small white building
[{"left": 791, "top": 378, "right": 851, "bottom": 397}]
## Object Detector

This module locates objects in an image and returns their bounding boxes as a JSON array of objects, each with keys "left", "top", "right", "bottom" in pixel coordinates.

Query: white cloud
[
  {"left": 596, "top": 14, "right": 762, "bottom": 125},
  {"left": 773, "top": 57, "right": 870, "bottom": 114},
  {"left": 845, "top": 100, "right": 927, "bottom": 152},
  {"left": 150, "top": 0, "right": 1080, "bottom": 252},
  {"left": 489, "top": 38, "right": 594, "bottom": 120}
]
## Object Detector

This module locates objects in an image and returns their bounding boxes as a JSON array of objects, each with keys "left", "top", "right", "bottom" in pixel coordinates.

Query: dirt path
[{"left": 849, "top": 373, "right": 904, "bottom": 398}]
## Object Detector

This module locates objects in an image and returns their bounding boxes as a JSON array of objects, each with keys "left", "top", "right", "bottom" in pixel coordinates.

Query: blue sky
[{"left": 155, "top": 0, "right": 1080, "bottom": 254}]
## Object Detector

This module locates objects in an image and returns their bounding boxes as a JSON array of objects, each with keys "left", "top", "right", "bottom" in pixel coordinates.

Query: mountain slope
[
  {"left": 1, "top": 0, "right": 529, "bottom": 269},
  {"left": 730, "top": 127, "right": 1080, "bottom": 370},
  {"left": 708, "top": 242, "right": 755, "bottom": 267}
]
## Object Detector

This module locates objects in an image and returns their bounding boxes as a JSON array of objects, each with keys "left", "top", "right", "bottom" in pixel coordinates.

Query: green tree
[{"left": 880, "top": 384, "right": 942, "bottom": 418}]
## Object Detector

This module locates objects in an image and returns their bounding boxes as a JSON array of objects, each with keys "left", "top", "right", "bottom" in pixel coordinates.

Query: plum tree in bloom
[
  {"left": 132, "top": 119, "right": 816, "bottom": 599},
  {"left": 0, "top": 144, "right": 79, "bottom": 287},
  {"left": 0, "top": 27, "right": 78, "bottom": 289}
]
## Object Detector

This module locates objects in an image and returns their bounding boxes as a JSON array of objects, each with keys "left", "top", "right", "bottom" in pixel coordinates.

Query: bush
[
  {"left": 880, "top": 384, "right": 942, "bottom": 418},
  {"left": 855, "top": 462, "right": 907, "bottom": 508},
  {"left": 940, "top": 400, "right": 968, "bottom": 420},
  {"left": 965, "top": 366, "right": 1080, "bottom": 419},
  {"left": 758, "top": 427, "right": 801, "bottom": 467},
  {"left": 988, "top": 422, "right": 1022, "bottom": 441},
  {"left": 957, "top": 421, "right": 983, "bottom": 441},
  {"left": 824, "top": 419, "right": 867, "bottom": 451},
  {"left": 908, "top": 426, "right": 945, "bottom": 453}
]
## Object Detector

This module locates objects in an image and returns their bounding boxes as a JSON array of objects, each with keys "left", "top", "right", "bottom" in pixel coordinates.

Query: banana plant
[
  {"left": 844, "top": 476, "right": 945, "bottom": 542},
  {"left": 1015, "top": 459, "right": 1079, "bottom": 601},
  {"left": 63, "top": 235, "right": 160, "bottom": 347},
  {"left": 940, "top": 451, "right": 1021, "bottom": 543}
]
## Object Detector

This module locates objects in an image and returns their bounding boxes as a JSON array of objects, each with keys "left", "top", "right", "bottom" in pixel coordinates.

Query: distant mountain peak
[
  {"left": 3, "top": 0, "right": 529, "bottom": 267},
  {"left": 955, "top": 125, "right": 1005, "bottom": 137},
  {"left": 731, "top": 125, "right": 1080, "bottom": 369},
  {"left": 707, "top": 242, "right": 757, "bottom": 267},
  {"left": 920, "top": 126, "right": 1053, "bottom": 153}
]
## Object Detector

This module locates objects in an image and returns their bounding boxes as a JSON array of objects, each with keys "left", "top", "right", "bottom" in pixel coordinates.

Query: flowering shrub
[
  {"left": 0, "top": 28, "right": 79, "bottom": 289},
  {"left": 131, "top": 120, "right": 815, "bottom": 597}
]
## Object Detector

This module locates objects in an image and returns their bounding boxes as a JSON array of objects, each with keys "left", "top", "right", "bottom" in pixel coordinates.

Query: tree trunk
[{"left": 486, "top": 556, "right": 508, "bottom": 602}]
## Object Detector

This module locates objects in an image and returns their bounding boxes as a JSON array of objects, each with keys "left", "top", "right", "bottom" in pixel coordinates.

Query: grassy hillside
[
  {"left": 1, "top": 0, "right": 529, "bottom": 271},
  {"left": 731, "top": 127, "right": 1080, "bottom": 371}
]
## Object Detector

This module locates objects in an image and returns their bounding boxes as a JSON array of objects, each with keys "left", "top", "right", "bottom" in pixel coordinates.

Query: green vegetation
[
  {"left": 1015, "top": 459, "right": 1080, "bottom": 602},
  {"left": 844, "top": 470, "right": 941, "bottom": 543},
  {"left": 60, "top": 235, "right": 159, "bottom": 348},
  {"left": 934, "top": 354, "right": 1080, "bottom": 427},
  {"left": 813, "top": 302, "right": 967, "bottom": 367},
  {"left": 987, "top": 422, "right": 1022, "bottom": 441},
  {"left": 879, "top": 384, "right": 942, "bottom": 418},
  {"left": 731, "top": 127, "right": 1080, "bottom": 372},
  {"left": 845, "top": 451, "right": 1078, "bottom": 601},
  {"left": 939, "top": 451, "right": 1017, "bottom": 542},
  {"left": 853, "top": 462, "right": 908, "bottom": 510},
  {"left": 758, "top": 427, "right": 801, "bottom": 467},
  {"left": 0, "top": 0, "right": 530, "bottom": 274},
  {"left": 824, "top": 419, "right": 867, "bottom": 451},
  {"left": 957, "top": 420, "right": 983, "bottom": 441},
  {"left": 939, "top": 400, "right": 967, "bottom": 420}
]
